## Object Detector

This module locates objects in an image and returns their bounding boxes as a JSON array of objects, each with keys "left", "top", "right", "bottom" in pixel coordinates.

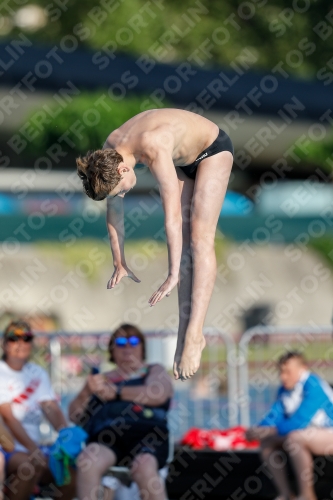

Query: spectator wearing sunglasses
[
  {"left": 69, "top": 324, "right": 173, "bottom": 500},
  {"left": 0, "top": 321, "right": 76, "bottom": 500}
]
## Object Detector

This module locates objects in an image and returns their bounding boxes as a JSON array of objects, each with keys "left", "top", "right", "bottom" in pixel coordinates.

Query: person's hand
[
  {"left": 87, "top": 374, "right": 117, "bottom": 401},
  {"left": 96, "top": 381, "right": 117, "bottom": 402},
  {"left": 107, "top": 264, "right": 141, "bottom": 289},
  {"left": 87, "top": 374, "right": 105, "bottom": 398},
  {"left": 245, "top": 427, "right": 256, "bottom": 441},
  {"left": 245, "top": 426, "right": 277, "bottom": 441},
  {"left": 87, "top": 374, "right": 105, "bottom": 396},
  {"left": 148, "top": 274, "right": 178, "bottom": 306}
]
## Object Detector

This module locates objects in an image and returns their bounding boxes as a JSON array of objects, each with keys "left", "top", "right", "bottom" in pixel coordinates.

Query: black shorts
[
  {"left": 89, "top": 425, "right": 169, "bottom": 470},
  {"left": 179, "top": 128, "right": 234, "bottom": 179}
]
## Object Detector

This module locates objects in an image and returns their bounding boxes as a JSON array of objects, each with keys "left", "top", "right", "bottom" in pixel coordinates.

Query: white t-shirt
[{"left": 0, "top": 360, "right": 56, "bottom": 451}]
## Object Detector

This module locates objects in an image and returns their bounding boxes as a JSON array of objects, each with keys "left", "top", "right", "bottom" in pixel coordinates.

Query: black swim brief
[{"left": 179, "top": 128, "right": 234, "bottom": 180}]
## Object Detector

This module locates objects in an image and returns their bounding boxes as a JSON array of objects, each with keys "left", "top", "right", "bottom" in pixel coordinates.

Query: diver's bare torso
[{"left": 103, "top": 108, "right": 219, "bottom": 167}]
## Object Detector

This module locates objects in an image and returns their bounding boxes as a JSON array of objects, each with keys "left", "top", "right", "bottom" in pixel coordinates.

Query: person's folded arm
[
  {"left": 246, "top": 389, "right": 284, "bottom": 441},
  {"left": 120, "top": 364, "right": 173, "bottom": 406},
  {"left": 276, "top": 383, "right": 326, "bottom": 436},
  {"left": 0, "top": 417, "right": 15, "bottom": 452},
  {"left": 40, "top": 400, "right": 67, "bottom": 432},
  {"left": 68, "top": 381, "right": 92, "bottom": 424},
  {"left": 0, "top": 403, "right": 37, "bottom": 452},
  {"left": 258, "top": 399, "right": 284, "bottom": 427}
]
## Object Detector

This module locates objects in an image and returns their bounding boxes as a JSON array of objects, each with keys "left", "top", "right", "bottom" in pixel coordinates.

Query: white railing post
[
  {"left": 223, "top": 333, "right": 238, "bottom": 428},
  {"left": 49, "top": 334, "right": 62, "bottom": 397}
]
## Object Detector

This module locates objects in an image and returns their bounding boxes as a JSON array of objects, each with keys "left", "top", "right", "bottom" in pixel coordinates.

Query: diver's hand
[
  {"left": 107, "top": 264, "right": 141, "bottom": 289},
  {"left": 148, "top": 274, "right": 178, "bottom": 306}
]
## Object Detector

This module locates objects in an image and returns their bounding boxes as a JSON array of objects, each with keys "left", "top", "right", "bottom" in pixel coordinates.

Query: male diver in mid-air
[{"left": 77, "top": 108, "right": 234, "bottom": 380}]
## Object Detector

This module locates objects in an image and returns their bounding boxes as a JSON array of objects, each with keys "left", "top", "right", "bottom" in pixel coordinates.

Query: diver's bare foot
[
  {"left": 173, "top": 358, "right": 181, "bottom": 380},
  {"left": 176, "top": 335, "right": 206, "bottom": 380},
  {"left": 173, "top": 344, "right": 184, "bottom": 380}
]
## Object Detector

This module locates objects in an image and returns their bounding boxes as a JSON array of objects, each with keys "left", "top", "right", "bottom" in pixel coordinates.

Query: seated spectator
[
  {"left": 0, "top": 416, "right": 15, "bottom": 500},
  {"left": 0, "top": 417, "right": 14, "bottom": 453},
  {"left": 69, "top": 324, "right": 173, "bottom": 500},
  {"left": 0, "top": 452, "right": 4, "bottom": 500},
  {"left": 0, "top": 320, "right": 76, "bottom": 500},
  {"left": 246, "top": 351, "right": 333, "bottom": 500}
]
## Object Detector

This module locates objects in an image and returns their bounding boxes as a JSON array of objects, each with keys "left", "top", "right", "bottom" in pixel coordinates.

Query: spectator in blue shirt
[{"left": 246, "top": 351, "right": 333, "bottom": 500}]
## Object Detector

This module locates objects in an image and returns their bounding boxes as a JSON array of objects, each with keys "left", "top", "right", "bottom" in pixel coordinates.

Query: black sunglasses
[{"left": 6, "top": 334, "right": 34, "bottom": 343}]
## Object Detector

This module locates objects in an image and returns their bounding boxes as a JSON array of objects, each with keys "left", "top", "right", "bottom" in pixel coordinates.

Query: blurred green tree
[
  {"left": 2, "top": 0, "right": 332, "bottom": 78},
  {"left": 24, "top": 92, "right": 148, "bottom": 155},
  {"left": 309, "top": 236, "right": 333, "bottom": 271},
  {"left": 294, "top": 130, "right": 333, "bottom": 171}
]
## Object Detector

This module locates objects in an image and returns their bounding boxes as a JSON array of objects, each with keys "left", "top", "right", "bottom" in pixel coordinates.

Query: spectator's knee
[
  {"left": 77, "top": 444, "right": 105, "bottom": 475},
  {"left": 11, "top": 454, "right": 46, "bottom": 485},
  {"left": 0, "top": 453, "right": 4, "bottom": 477},
  {"left": 28, "top": 451, "right": 48, "bottom": 478},
  {"left": 131, "top": 453, "right": 158, "bottom": 482}
]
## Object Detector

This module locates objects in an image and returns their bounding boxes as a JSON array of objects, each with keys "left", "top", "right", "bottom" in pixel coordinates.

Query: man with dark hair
[
  {"left": 76, "top": 108, "right": 234, "bottom": 380},
  {"left": 246, "top": 351, "right": 333, "bottom": 500},
  {"left": 277, "top": 351, "right": 307, "bottom": 368}
]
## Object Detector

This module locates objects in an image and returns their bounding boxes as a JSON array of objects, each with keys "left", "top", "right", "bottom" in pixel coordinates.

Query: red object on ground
[{"left": 180, "top": 426, "right": 260, "bottom": 451}]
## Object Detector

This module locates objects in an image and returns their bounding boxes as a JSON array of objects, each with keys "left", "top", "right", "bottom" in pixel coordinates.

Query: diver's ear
[
  {"left": 117, "top": 162, "right": 130, "bottom": 174},
  {"left": 78, "top": 170, "right": 87, "bottom": 180}
]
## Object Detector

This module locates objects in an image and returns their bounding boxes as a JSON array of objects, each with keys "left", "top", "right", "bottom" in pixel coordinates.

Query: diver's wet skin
[{"left": 76, "top": 109, "right": 233, "bottom": 379}]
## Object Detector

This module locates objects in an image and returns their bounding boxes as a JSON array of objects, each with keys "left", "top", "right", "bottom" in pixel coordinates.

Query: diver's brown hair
[{"left": 76, "top": 149, "right": 123, "bottom": 200}]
